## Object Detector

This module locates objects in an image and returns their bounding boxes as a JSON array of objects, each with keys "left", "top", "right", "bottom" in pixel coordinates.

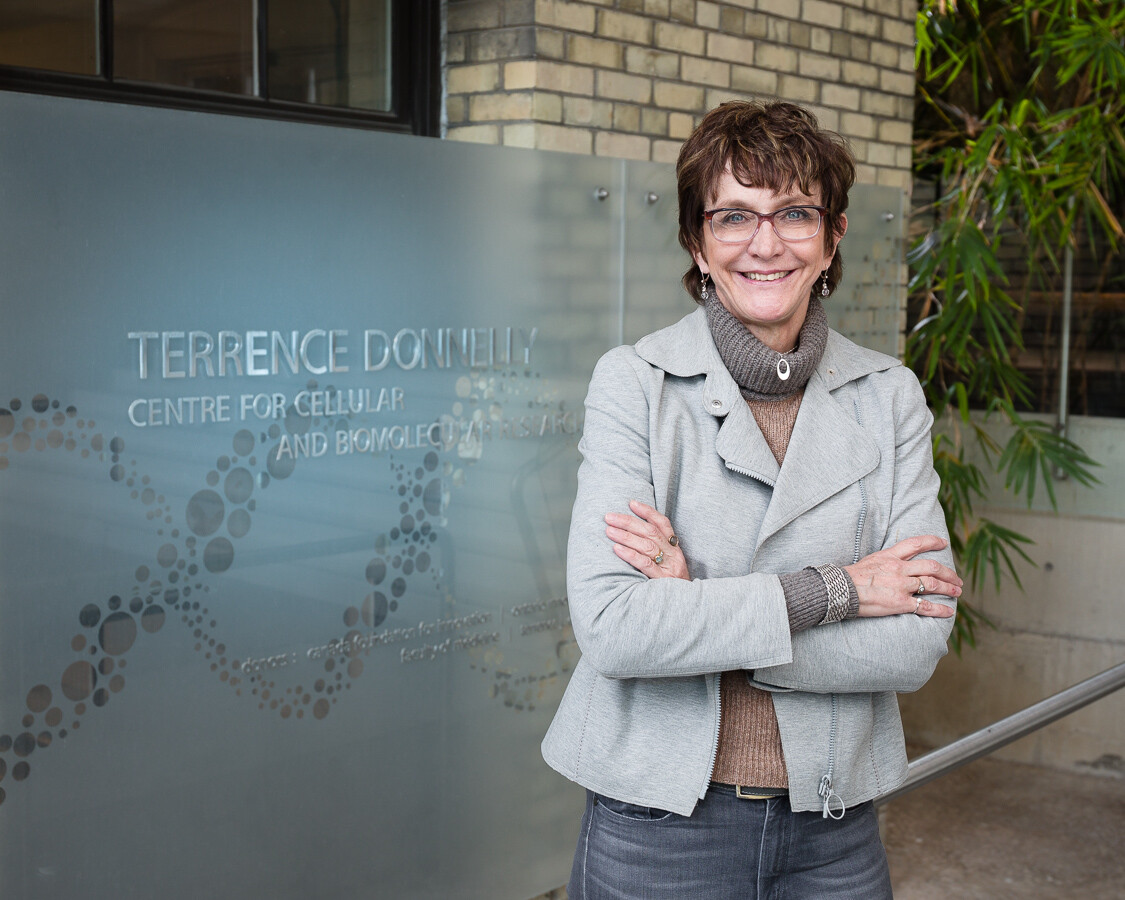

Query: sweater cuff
[
  {"left": 779, "top": 567, "right": 861, "bottom": 633},
  {"left": 778, "top": 569, "right": 829, "bottom": 633}
]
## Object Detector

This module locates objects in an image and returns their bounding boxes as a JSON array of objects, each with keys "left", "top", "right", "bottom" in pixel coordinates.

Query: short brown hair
[{"left": 676, "top": 101, "right": 856, "bottom": 303}]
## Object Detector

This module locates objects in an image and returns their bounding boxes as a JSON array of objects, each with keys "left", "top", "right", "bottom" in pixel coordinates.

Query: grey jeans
[{"left": 567, "top": 786, "right": 893, "bottom": 899}]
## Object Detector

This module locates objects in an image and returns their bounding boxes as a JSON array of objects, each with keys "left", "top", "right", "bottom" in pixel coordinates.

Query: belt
[{"left": 710, "top": 782, "right": 789, "bottom": 801}]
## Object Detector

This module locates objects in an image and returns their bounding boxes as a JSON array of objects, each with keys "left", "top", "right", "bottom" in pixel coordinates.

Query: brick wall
[{"left": 444, "top": 0, "right": 916, "bottom": 190}]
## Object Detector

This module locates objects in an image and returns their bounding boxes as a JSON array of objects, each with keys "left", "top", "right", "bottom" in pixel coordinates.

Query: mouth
[{"left": 741, "top": 270, "right": 792, "bottom": 283}]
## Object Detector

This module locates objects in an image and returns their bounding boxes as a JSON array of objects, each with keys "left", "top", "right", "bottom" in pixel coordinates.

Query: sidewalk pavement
[{"left": 883, "top": 753, "right": 1125, "bottom": 899}]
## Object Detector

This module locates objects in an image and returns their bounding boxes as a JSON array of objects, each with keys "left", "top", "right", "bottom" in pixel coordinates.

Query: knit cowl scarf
[{"left": 703, "top": 293, "right": 829, "bottom": 401}]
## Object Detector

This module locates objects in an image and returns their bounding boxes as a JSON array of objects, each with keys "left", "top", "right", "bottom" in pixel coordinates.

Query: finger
[
  {"left": 914, "top": 574, "right": 962, "bottom": 598},
  {"left": 627, "top": 499, "right": 675, "bottom": 538},
  {"left": 885, "top": 534, "right": 949, "bottom": 560},
  {"left": 912, "top": 558, "right": 963, "bottom": 586},
  {"left": 612, "top": 542, "right": 667, "bottom": 578},
  {"left": 605, "top": 524, "right": 661, "bottom": 558},
  {"left": 915, "top": 598, "right": 956, "bottom": 619}
]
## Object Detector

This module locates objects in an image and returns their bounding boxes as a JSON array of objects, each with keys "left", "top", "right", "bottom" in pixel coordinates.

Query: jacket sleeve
[
  {"left": 566, "top": 347, "right": 795, "bottom": 679},
  {"left": 752, "top": 368, "right": 956, "bottom": 694}
]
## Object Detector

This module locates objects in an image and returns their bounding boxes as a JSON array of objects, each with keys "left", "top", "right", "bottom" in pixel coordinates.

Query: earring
[
  {"left": 701, "top": 273, "right": 710, "bottom": 300},
  {"left": 820, "top": 270, "right": 830, "bottom": 297}
]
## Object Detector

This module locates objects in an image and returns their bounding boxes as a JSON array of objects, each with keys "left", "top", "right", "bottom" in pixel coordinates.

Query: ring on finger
[
  {"left": 668, "top": 534, "right": 678, "bottom": 547},
  {"left": 913, "top": 596, "right": 922, "bottom": 613},
  {"left": 653, "top": 550, "right": 665, "bottom": 565},
  {"left": 916, "top": 578, "right": 925, "bottom": 595}
]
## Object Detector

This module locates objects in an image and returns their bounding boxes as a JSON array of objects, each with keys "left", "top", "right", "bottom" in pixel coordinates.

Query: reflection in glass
[
  {"left": 268, "top": 0, "right": 392, "bottom": 111},
  {"left": 114, "top": 0, "right": 254, "bottom": 95},
  {"left": 0, "top": 0, "right": 98, "bottom": 75}
]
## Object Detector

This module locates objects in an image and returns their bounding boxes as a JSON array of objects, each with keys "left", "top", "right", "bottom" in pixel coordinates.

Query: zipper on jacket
[
  {"left": 723, "top": 461, "right": 775, "bottom": 488},
  {"left": 700, "top": 674, "right": 723, "bottom": 799},
  {"left": 851, "top": 400, "right": 868, "bottom": 565},
  {"left": 818, "top": 693, "right": 846, "bottom": 819}
]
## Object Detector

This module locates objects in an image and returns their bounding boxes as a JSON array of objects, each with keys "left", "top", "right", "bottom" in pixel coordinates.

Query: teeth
[{"left": 745, "top": 271, "right": 789, "bottom": 282}]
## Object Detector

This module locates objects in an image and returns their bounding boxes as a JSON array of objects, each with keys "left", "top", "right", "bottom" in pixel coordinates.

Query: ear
[
  {"left": 692, "top": 248, "right": 710, "bottom": 275},
  {"left": 826, "top": 213, "right": 848, "bottom": 262}
]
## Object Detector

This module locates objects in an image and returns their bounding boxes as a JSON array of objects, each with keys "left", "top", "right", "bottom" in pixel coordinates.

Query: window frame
[{"left": 0, "top": 0, "right": 440, "bottom": 136}]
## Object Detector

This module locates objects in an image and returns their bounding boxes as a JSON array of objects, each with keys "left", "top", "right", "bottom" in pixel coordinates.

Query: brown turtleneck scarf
[{"left": 703, "top": 293, "right": 859, "bottom": 790}]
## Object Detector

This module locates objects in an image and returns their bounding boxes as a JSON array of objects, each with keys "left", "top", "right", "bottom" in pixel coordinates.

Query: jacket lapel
[{"left": 755, "top": 369, "right": 880, "bottom": 546}]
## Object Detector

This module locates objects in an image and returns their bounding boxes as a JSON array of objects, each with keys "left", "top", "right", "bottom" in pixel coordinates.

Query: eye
[
  {"left": 781, "top": 207, "right": 815, "bottom": 222},
  {"left": 718, "top": 210, "right": 751, "bottom": 225}
]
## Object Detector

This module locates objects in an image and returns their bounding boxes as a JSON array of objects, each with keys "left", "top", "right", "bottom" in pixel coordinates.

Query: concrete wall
[{"left": 900, "top": 415, "right": 1125, "bottom": 778}]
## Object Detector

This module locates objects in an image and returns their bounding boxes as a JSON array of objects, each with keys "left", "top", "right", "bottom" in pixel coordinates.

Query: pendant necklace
[{"left": 776, "top": 344, "right": 797, "bottom": 381}]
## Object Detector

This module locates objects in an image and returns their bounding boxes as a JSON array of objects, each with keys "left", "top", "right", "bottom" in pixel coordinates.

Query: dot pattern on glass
[{"left": 0, "top": 368, "right": 579, "bottom": 803}]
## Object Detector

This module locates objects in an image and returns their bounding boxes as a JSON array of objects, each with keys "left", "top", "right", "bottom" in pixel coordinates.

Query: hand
[
  {"left": 844, "top": 535, "right": 961, "bottom": 619},
  {"left": 604, "top": 499, "right": 689, "bottom": 580}
]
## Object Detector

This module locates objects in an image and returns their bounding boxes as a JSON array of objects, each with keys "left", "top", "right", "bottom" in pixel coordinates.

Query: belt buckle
[{"left": 735, "top": 785, "right": 782, "bottom": 801}]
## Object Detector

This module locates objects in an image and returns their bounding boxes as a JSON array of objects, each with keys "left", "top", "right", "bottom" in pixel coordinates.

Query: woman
[{"left": 542, "top": 101, "right": 961, "bottom": 898}]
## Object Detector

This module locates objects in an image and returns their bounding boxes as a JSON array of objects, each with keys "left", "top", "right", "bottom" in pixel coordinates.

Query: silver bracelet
[{"left": 814, "top": 563, "right": 851, "bottom": 625}]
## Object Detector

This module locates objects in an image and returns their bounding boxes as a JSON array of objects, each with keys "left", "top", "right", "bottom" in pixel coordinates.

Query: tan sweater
[{"left": 710, "top": 391, "right": 802, "bottom": 789}]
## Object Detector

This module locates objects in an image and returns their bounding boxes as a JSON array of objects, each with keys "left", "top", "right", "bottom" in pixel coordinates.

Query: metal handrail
[{"left": 876, "top": 659, "right": 1125, "bottom": 806}]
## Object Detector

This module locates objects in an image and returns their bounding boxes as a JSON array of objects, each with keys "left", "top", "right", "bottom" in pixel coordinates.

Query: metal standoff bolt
[
  {"left": 883, "top": 212, "right": 896, "bottom": 222},
  {"left": 645, "top": 191, "right": 660, "bottom": 205},
  {"left": 594, "top": 187, "right": 609, "bottom": 201}
]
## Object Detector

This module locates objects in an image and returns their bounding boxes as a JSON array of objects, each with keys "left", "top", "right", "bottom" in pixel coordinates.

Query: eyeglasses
[{"left": 703, "top": 205, "right": 827, "bottom": 243}]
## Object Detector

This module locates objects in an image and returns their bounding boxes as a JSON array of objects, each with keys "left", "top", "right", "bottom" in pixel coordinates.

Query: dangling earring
[
  {"left": 820, "top": 270, "right": 830, "bottom": 298},
  {"left": 700, "top": 273, "right": 710, "bottom": 300}
]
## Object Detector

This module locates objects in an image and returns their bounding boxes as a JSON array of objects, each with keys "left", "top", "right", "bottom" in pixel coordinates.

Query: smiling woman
[{"left": 542, "top": 101, "right": 961, "bottom": 899}]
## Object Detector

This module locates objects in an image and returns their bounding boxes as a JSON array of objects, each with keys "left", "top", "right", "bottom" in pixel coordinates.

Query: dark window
[{"left": 0, "top": 0, "right": 438, "bottom": 135}]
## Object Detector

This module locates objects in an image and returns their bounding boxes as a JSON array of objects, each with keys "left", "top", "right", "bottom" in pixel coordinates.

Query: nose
[{"left": 745, "top": 218, "right": 784, "bottom": 256}]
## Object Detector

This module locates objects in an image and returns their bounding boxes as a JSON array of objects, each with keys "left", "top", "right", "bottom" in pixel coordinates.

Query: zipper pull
[{"left": 818, "top": 774, "right": 846, "bottom": 820}]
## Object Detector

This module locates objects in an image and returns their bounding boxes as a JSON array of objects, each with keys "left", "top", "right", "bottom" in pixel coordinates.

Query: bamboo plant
[{"left": 910, "top": 0, "right": 1121, "bottom": 650}]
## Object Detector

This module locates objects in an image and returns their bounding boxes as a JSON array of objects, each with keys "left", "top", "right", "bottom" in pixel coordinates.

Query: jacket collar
[{"left": 635, "top": 308, "right": 901, "bottom": 545}]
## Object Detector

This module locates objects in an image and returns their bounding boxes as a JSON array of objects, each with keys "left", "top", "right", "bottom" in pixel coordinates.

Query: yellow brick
[
  {"left": 876, "top": 168, "right": 912, "bottom": 191},
  {"left": 839, "top": 110, "right": 877, "bottom": 138},
  {"left": 668, "top": 111, "right": 695, "bottom": 139},
  {"left": 732, "top": 65, "right": 778, "bottom": 95},
  {"left": 883, "top": 18, "right": 914, "bottom": 46},
  {"left": 567, "top": 34, "right": 623, "bottom": 68},
  {"left": 802, "top": 0, "right": 843, "bottom": 28},
  {"left": 563, "top": 95, "right": 614, "bottom": 127},
  {"left": 613, "top": 103, "right": 641, "bottom": 131},
  {"left": 447, "top": 1, "right": 502, "bottom": 32},
  {"left": 447, "top": 63, "right": 501, "bottom": 94},
  {"left": 810, "top": 26, "right": 832, "bottom": 53},
  {"left": 860, "top": 90, "right": 898, "bottom": 117},
  {"left": 502, "top": 123, "right": 537, "bottom": 148},
  {"left": 446, "top": 124, "right": 501, "bottom": 144},
  {"left": 805, "top": 103, "right": 839, "bottom": 131},
  {"left": 842, "top": 59, "right": 880, "bottom": 88},
  {"left": 822, "top": 83, "right": 861, "bottom": 111},
  {"left": 653, "top": 139, "right": 684, "bottom": 164},
  {"left": 776, "top": 74, "right": 818, "bottom": 103},
  {"left": 682, "top": 55, "right": 730, "bottom": 87},
  {"left": 535, "top": 0, "right": 596, "bottom": 32},
  {"left": 844, "top": 8, "right": 882, "bottom": 37},
  {"left": 696, "top": 1, "right": 721, "bottom": 29},
  {"left": 654, "top": 80, "right": 705, "bottom": 110},
  {"left": 654, "top": 21, "right": 706, "bottom": 56},
  {"left": 669, "top": 0, "right": 695, "bottom": 22},
  {"left": 537, "top": 61, "right": 596, "bottom": 94},
  {"left": 798, "top": 51, "right": 840, "bottom": 81},
  {"left": 870, "top": 41, "right": 898, "bottom": 68},
  {"left": 596, "top": 70, "right": 652, "bottom": 103},
  {"left": 865, "top": 142, "right": 897, "bottom": 167},
  {"left": 878, "top": 119, "right": 913, "bottom": 144},
  {"left": 645, "top": 0, "right": 671, "bottom": 15},
  {"left": 880, "top": 69, "right": 915, "bottom": 97},
  {"left": 707, "top": 32, "right": 753, "bottom": 64},
  {"left": 504, "top": 60, "right": 537, "bottom": 89},
  {"left": 640, "top": 107, "right": 669, "bottom": 135},
  {"left": 595, "top": 131, "right": 651, "bottom": 160},
  {"left": 625, "top": 45, "right": 680, "bottom": 78},
  {"left": 469, "top": 91, "right": 533, "bottom": 120},
  {"left": 538, "top": 27, "right": 566, "bottom": 58},
  {"left": 597, "top": 9, "right": 653, "bottom": 44},
  {"left": 536, "top": 123, "right": 594, "bottom": 154},
  {"left": 756, "top": 0, "right": 794, "bottom": 15},
  {"left": 753, "top": 43, "right": 797, "bottom": 73},
  {"left": 534, "top": 91, "right": 563, "bottom": 121}
]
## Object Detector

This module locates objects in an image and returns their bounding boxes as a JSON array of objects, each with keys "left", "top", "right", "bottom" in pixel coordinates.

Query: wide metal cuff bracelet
[{"left": 814, "top": 563, "right": 851, "bottom": 625}]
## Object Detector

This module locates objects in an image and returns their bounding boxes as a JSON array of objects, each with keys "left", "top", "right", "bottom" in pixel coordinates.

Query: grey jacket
[{"left": 542, "top": 308, "right": 955, "bottom": 816}]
